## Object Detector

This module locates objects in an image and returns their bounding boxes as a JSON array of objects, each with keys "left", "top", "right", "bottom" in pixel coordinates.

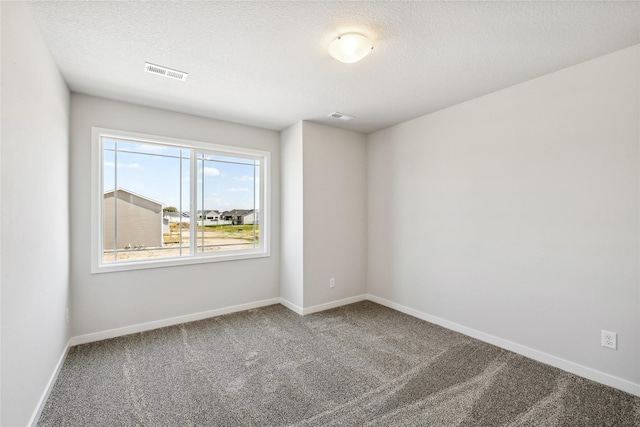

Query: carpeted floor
[{"left": 38, "top": 301, "right": 640, "bottom": 426}]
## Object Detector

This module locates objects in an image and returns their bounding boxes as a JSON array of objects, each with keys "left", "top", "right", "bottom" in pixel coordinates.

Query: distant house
[
  {"left": 221, "top": 209, "right": 256, "bottom": 225},
  {"left": 205, "top": 210, "right": 220, "bottom": 221},
  {"left": 104, "top": 189, "right": 163, "bottom": 250}
]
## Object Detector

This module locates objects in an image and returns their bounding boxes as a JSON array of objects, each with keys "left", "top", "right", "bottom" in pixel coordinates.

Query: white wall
[
  {"left": 280, "top": 121, "right": 367, "bottom": 311},
  {"left": 367, "top": 45, "right": 640, "bottom": 389},
  {"left": 70, "top": 94, "right": 280, "bottom": 336},
  {"left": 302, "top": 122, "right": 367, "bottom": 307},
  {"left": 1, "top": 2, "right": 71, "bottom": 425},
  {"left": 280, "top": 122, "right": 304, "bottom": 308}
]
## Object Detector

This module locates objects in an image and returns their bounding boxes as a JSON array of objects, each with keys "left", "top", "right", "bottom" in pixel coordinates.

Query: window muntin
[{"left": 92, "top": 128, "right": 269, "bottom": 273}]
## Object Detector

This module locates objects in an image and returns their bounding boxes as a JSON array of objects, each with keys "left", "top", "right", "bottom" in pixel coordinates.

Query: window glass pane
[
  {"left": 103, "top": 138, "right": 116, "bottom": 150},
  {"left": 177, "top": 153, "right": 191, "bottom": 256},
  {"left": 196, "top": 155, "right": 259, "bottom": 253},
  {"left": 113, "top": 140, "right": 182, "bottom": 158},
  {"left": 102, "top": 139, "right": 190, "bottom": 263},
  {"left": 102, "top": 148, "right": 116, "bottom": 257},
  {"left": 96, "top": 129, "right": 268, "bottom": 271}
]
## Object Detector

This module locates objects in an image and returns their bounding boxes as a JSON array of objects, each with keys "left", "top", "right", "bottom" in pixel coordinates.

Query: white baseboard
[
  {"left": 29, "top": 339, "right": 71, "bottom": 427},
  {"left": 29, "top": 293, "right": 640, "bottom": 427},
  {"left": 70, "top": 294, "right": 370, "bottom": 347},
  {"left": 71, "top": 294, "right": 370, "bottom": 346},
  {"left": 70, "top": 297, "right": 281, "bottom": 346},
  {"left": 300, "top": 295, "right": 367, "bottom": 315},
  {"left": 279, "top": 295, "right": 367, "bottom": 315},
  {"left": 366, "top": 294, "right": 640, "bottom": 397},
  {"left": 279, "top": 297, "right": 304, "bottom": 315},
  {"left": 57, "top": 292, "right": 639, "bottom": 409}
]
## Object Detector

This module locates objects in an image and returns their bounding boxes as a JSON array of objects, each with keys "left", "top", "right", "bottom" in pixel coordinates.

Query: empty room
[{"left": 2, "top": 1, "right": 639, "bottom": 425}]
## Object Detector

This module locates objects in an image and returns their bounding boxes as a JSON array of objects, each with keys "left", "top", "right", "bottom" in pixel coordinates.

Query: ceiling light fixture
[
  {"left": 328, "top": 112, "right": 355, "bottom": 121},
  {"left": 328, "top": 33, "right": 373, "bottom": 64}
]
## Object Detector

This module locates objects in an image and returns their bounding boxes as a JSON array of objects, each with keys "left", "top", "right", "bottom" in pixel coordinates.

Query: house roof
[
  {"left": 222, "top": 209, "right": 254, "bottom": 217},
  {"left": 104, "top": 188, "right": 163, "bottom": 207}
]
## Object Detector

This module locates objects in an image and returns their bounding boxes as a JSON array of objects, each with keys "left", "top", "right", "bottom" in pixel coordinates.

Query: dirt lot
[{"left": 103, "top": 227, "right": 259, "bottom": 262}]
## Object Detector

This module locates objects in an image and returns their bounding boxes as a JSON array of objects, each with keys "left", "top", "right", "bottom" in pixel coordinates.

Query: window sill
[{"left": 91, "top": 249, "right": 270, "bottom": 274}]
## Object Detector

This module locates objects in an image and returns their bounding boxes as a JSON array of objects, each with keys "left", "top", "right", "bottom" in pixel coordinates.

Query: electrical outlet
[
  {"left": 329, "top": 278, "right": 336, "bottom": 288},
  {"left": 601, "top": 330, "right": 617, "bottom": 350}
]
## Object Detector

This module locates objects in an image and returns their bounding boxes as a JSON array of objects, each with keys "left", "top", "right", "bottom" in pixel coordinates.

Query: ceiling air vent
[
  {"left": 328, "top": 112, "right": 355, "bottom": 121},
  {"left": 144, "top": 62, "right": 188, "bottom": 81}
]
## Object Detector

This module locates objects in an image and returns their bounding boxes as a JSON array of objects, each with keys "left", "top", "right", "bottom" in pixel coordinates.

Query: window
[{"left": 92, "top": 128, "right": 270, "bottom": 273}]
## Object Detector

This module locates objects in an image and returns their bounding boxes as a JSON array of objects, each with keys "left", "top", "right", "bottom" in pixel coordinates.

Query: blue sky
[{"left": 104, "top": 139, "right": 259, "bottom": 213}]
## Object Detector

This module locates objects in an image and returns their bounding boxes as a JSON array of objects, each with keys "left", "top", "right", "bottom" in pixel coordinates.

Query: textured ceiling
[{"left": 30, "top": 1, "right": 640, "bottom": 134}]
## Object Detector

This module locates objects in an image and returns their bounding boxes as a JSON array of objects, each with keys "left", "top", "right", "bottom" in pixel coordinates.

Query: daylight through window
[{"left": 93, "top": 128, "right": 269, "bottom": 272}]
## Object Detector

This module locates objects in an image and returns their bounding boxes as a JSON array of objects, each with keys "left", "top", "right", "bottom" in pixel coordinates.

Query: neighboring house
[
  {"left": 196, "top": 210, "right": 218, "bottom": 220},
  {"left": 205, "top": 210, "right": 220, "bottom": 221},
  {"left": 104, "top": 188, "right": 163, "bottom": 250},
  {"left": 221, "top": 209, "right": 256, "bottom": 225},
  {"left": 197, "top": 210, "right": 231, "bottom": 226}
]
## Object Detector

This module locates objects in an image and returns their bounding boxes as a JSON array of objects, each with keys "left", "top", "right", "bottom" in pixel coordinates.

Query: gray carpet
[{"left": 38, "top": 301, "right": 640, "bottom": 426}]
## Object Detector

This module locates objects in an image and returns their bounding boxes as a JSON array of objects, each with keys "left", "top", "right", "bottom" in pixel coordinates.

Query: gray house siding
[{"left": 104, "top": 189, "right": 163, "bottom": 250}]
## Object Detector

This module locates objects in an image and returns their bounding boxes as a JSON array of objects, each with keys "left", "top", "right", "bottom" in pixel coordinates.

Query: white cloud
[
  {"left": 201, "top": 167, "right": 221, "bottom": 177},
  {"left": 229, "top": 188, "right": 249, "bottom": 192},
  {"left": 105, "top": 162, "right": 141, "bottom": 169},
  {"left": 234, "top": 176, "right": 254, "bottom": 182}
]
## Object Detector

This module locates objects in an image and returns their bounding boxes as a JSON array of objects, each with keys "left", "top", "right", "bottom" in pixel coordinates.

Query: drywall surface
[
  {"left": 303, "top": 122, "right": 367, "bottom": 308},
  {"left": 1, "top": 2, "right": 71, "bottom": 425},
  {"left": 368, "top": 45, "right": 640, "bottom": 385},
  {"left": 280, "top": 122, "right": 304, "bottom": 308},
  {"left": 70, "top": 94, "right": 280, "bottom": 336}
]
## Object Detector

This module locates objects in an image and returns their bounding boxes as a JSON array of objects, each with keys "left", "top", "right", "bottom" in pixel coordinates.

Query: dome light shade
[{"left": 328, "top": 33, "right": 373, "bottom": 63}]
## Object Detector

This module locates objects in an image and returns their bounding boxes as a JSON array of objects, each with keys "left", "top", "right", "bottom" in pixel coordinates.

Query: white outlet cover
[{"left": 601, "top": 330, "right": 617, "bottom": 350}]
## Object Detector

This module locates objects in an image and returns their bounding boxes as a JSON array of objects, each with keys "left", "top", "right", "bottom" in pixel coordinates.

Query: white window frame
[{"left": 91, "top": 127, "right": 270, "bottom": 273}]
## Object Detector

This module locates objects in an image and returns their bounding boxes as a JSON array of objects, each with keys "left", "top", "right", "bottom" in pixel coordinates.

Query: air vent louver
[{"left": 145, "top": 63, "right": 188, "bottom": 81}]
